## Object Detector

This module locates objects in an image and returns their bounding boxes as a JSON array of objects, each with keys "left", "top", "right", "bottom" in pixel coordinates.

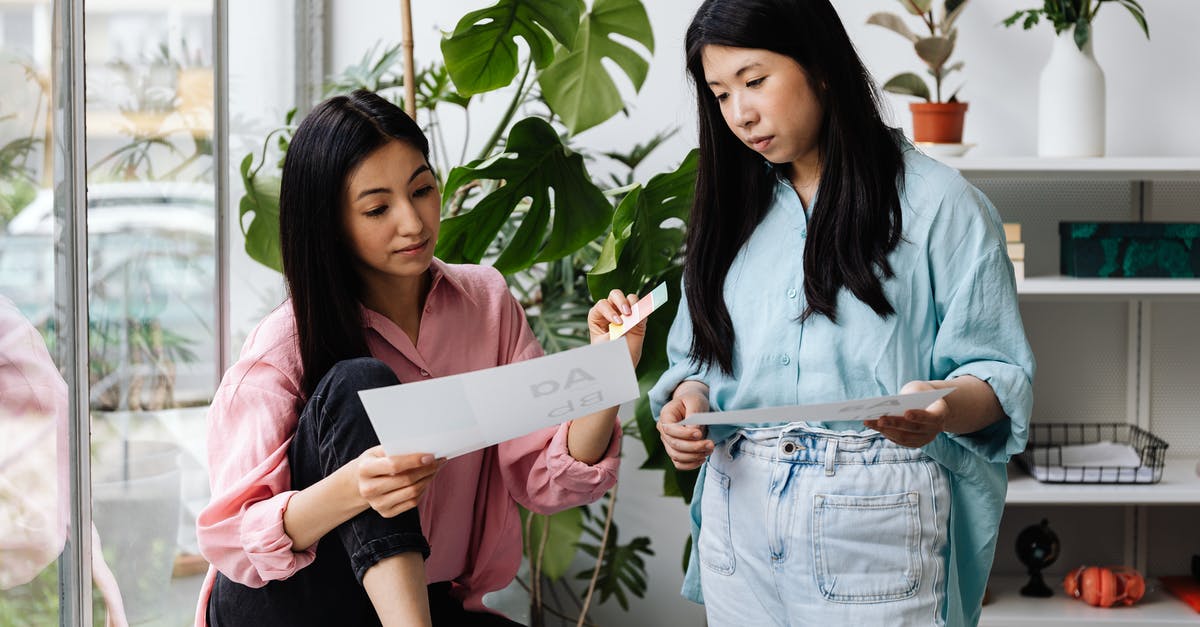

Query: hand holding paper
[
  {"left": 863, "top": 380, "right": 953, "bottom": 448},
  {"left": 359, "top": 339, "right": 640, "bottom": 459},
  {"left": 679, "top": 388, "right": 954, "bottom": 427}
]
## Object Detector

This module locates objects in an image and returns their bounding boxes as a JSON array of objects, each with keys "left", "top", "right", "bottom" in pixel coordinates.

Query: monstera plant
[{"left": 237, "top": 0, "right": 699, "bottom": 623}]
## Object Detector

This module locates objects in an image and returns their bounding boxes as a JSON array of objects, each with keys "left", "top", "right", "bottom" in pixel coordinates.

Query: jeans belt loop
[
  {"left": 726, "top": 431, "right": 743, "bottom": 461},
  {"left": 824, "top": 438, "right": 838, "bottom": 477}
]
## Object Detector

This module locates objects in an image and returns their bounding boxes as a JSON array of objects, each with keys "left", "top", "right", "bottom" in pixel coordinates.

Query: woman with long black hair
[
  {"left": 651, "top": 1, "right": 1035, "bottom": 625},
  {"left": 196, "top": 90, "right": 645, "bottom": 626}
]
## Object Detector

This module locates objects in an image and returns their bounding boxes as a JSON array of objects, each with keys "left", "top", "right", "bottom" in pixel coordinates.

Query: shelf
[
  {"left": 942, "top": 157, "right": 1200, "bottom": 181},
  {"left": 980, "top": 576, "right": 1199, "bottom": 626},
  {"left": 1006, "top": 458, "right": 1200, "bottom": 505},
  {"left": 1016, "top": 276, "right": 1200, "bottom": 301}
]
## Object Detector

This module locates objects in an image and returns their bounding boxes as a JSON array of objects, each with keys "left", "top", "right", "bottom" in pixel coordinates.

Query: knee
[{"left": 317, "top": 357, "right": 399, "bottom": 396}]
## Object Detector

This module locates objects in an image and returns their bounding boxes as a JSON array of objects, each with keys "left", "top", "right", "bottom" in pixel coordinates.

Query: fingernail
[
  {"left": 622, "top": 304, "right": 632, "bottom": 315},
  {"left": 420, "top": 454, "right": 434, "bottom": 465}
]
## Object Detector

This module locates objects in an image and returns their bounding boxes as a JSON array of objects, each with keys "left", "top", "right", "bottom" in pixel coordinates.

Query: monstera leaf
[
  {"left": 539, "top": 0, "right": 654, "bottom": 134},
  {"left": 436, "top": 117, "right": 611, "bottom": 274},
  {"left": 587, "top": 151, "right": 699, "bottom": 503},
  {"left": 588, "top": 150, "right": 696, "bottom": 297},
  {"left": 441, "top": 0, "right": 583, "bottom": 96},
  {"left": 238, "top": 153, "right": 282, "bottom": 272}
]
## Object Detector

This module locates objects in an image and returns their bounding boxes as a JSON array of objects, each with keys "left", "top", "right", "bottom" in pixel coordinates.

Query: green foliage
[
  {"left": 441, "top": 0, "right": 583, "bottom": 95},
  {"left": 1002, "top": 0, "right": 1149, "bottom": 50},
  {"left": 523, "top": 505, "right": 586, "bottom": 581},
  {"left": 437, "top": 117, "right": 613, "bottom": 274},
  {"left": 538, "top": 0, "right": 655, "bottom": 134},
  {"left": 0, "top": 562, "right": 107, "bottom": 627},
  {"left": 238, "top": 152, "right": 283, "bottom": 273},
  {"left": 575, "top": 503, "right": 654, "bottom": 610},
  {"left": 0, "top": 135, "right": 39, "bottom": 225},
  {"left": 868, "top": 0, "right": 969, "bottom": 103}
]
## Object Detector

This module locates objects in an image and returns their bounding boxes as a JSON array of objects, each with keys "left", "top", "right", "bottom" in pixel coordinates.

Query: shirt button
[
  {"left": 780, "top": 355, "right": 791, "bottom": 366},
  {"left": 420, "top": 370, "right": 431, "bottom": 377},
  {"left": 786, "top": 288, "right": 797, "bottom": 299},
  {"left": 800, "top": 230, "right": 807, "bottom": 239}
]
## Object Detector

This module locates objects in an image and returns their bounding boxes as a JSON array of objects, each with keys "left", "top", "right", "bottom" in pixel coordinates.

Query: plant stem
[
  {"left": 534, "top": 513, "right": 550, "bottom": 625},
  {"left": 476, "top": 57, "right": 534, "bottom": 162},
  {"left": 576, "top": 486, "right": 618, "bottom": 626}
]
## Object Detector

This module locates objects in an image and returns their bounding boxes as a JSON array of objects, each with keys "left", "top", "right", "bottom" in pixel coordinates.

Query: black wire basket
[{"left": 1016, "top": 423, "right": 1169, "bottom": 484}]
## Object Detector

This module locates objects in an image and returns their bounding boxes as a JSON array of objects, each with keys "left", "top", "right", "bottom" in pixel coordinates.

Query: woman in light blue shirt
[{"left": 650, "top": 1, "right": 1035, "bottom": 625}]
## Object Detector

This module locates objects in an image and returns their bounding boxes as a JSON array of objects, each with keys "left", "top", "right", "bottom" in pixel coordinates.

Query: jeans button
[{"left": 782, "top": 441, "right": 797, "bottom": 454}]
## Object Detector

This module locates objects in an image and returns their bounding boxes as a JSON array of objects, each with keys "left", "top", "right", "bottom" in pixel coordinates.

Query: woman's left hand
[
  {"left": 864, "top": 380, "right": 950, "bottom": 448},
  {"left": 587, "top": 289, "right": 647, "bottom": 367}
]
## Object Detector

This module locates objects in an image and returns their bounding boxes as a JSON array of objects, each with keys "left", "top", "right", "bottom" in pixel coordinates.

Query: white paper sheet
[
  {"left": 358, "top": 337, "right": 639, "bottom": 458},
  {"left": 679, "top": 388, "right": 954, "bottom": 426},
  {"left": 1058, "top": 441, "right": 1143, "bottom": 467}
]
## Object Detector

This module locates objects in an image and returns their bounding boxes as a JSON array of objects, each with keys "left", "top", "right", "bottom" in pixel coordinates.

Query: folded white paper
[
  {"left": 1058, "top": 441, "right": 1142, "bottom": 468},
  {"left": 359, "top": 337, "right": 639, "bottom": 458},
  {"left": 679, "top": 388, "right": 954, "bottom": 426}
]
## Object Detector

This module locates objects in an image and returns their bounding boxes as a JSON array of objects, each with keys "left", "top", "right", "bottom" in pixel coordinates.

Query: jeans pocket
[
  {"left": 699, "top": 464, "right": 735, "bottom": 575},
  {"left": 812, "top": 491, "right": 920, "bottom": 603}
]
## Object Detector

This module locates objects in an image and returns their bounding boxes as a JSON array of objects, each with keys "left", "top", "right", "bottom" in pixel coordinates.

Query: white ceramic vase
[{"left": 1038, "top": 27, "right": 1106, "bottom": 157}]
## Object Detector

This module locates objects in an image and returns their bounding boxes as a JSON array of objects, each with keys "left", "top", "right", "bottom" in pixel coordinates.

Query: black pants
[{"left": 206, "top": 358, "right": 522, "bottom": 626}]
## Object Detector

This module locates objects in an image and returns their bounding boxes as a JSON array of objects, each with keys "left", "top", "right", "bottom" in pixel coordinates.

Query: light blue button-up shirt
[{"left": 649, "top": 145, "right": 1035, "bottom": 627}]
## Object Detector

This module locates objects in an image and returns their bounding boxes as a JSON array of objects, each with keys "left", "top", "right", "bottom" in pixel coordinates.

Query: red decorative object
[
  {"left": 1063, "top": 566, "right": 1146, "bottom": 607},
  {"left": 1160, "top": 576, "right": 1200, "bottom": 613}
]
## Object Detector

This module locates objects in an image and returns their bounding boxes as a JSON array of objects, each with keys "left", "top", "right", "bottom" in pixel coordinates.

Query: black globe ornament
[{"left": 1016, "top": 518, "right": 1060, "bottom": 597}]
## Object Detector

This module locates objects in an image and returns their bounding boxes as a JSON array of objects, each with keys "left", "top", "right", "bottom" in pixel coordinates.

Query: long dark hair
[
  {"left": 279, "top": 89, "right": 430, "bottom": 395},
  {"left": 683, "top": 0, "right": 905, "bottom": 375}
]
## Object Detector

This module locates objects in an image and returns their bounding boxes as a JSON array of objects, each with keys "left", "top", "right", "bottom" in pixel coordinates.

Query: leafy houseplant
[
  {"left": 1002, "top": 0, "right": 1148, "bottom": 51},
  {"left": 238, "top": 0, "right": 700, "bottom": 623},
  {"left": 868, "top": 0, "right": 971, "bottom": 144},
  {"left": 1001, "top": 0, "right": 1149, "bottom": 157}
]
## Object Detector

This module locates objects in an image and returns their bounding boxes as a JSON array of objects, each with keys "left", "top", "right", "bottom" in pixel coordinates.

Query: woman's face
[
  {"left": 341, "top": 139, "right": 441, "bottom": 286},
  {"left": 701, "top": 45, "right": 824, "bottom": 167}
]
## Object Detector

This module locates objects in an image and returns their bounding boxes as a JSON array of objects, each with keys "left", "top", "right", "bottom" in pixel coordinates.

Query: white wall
[{"left": 324, "top": 2, "right": 1200, "bottom": 625}]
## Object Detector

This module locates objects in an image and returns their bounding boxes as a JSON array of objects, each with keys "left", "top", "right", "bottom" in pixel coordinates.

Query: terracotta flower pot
[{"left": 910, "top": 102, "right": 969, "bottom": 144}]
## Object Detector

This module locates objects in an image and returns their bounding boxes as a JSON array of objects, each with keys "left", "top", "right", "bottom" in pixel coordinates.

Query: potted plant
[
  {"left": 1002, "top": 0, "right": 1149, "bottom": 157},
  {"left": 868, "top": 0, "right": 971, "bottom": 145}
]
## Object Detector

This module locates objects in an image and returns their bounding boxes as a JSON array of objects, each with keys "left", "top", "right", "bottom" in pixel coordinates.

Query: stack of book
[{"left": 1005, "top": 223, "right": 1024, "bottom": 281}]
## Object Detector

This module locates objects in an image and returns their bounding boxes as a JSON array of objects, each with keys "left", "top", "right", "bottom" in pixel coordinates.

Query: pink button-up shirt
[{"left": 194, "top": 261, "right": 620, "bottom": 624}]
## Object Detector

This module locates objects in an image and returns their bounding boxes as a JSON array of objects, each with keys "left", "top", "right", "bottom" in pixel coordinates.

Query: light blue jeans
[{"left": 699, "top": 424, "right": 950, "bottom": 626}]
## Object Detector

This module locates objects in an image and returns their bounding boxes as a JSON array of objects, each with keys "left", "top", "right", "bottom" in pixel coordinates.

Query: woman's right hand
[
  {"left": 657, "top": 385, "right": 714, "bottom": 470},
  {"left": 355, "top": 446, "right": 444, "bottom": 518}
]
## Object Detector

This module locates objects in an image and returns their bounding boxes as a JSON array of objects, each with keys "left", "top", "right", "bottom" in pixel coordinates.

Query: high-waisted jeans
[{"left": 698, "top": 424, "right": 950, "bottom": 627}]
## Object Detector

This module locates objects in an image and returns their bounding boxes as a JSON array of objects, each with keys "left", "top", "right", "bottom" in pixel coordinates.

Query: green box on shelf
[{"left": 1059, "top": 222, "right": 1200, "bottom": 278}]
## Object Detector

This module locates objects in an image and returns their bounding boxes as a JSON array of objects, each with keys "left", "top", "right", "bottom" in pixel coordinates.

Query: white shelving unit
[
  {"left": 947, "top": 157, "right": 1200, "bottom": 625},
  {"left": 1017, "top": 277, "right": 1200, "bottom": 301},
  {"left": 981, "top": 577, "right": 1198, "bottom": 626},
  {"left": 1007, "top": 459, "right": 1200, "bottom": 505}
]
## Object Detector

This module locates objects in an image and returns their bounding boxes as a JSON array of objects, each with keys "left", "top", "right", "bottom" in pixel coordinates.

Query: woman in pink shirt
[{"left": 196, "top": 90, "right": 644, "bottom": 626}]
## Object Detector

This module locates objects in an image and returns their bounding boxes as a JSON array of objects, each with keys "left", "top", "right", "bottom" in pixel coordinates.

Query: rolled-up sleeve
[
  {"left": 495, "top": 294, "right": 620, "bottom": 515},
  {"left": 649, "top": 285, "right": 707, "bottom": 418},
  {"left": 929, "top": 186, "right": 1036, "bottom": 463},
  {"left": 196, "top": 354, "right": 315, "bottom": 587}
]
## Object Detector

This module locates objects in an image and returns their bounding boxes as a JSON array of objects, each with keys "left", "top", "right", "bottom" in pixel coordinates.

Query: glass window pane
[
  {"left": 84, "top": 1, "right": 216, "bottom": 623},
  {"left": 0, "top": 1, "right": 63, "bottom": 624}
]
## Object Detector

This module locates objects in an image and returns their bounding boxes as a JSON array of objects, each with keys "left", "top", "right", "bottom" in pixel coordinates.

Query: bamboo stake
[{"left": 400, "top": 0, "right": 416, "bottom": 117}]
